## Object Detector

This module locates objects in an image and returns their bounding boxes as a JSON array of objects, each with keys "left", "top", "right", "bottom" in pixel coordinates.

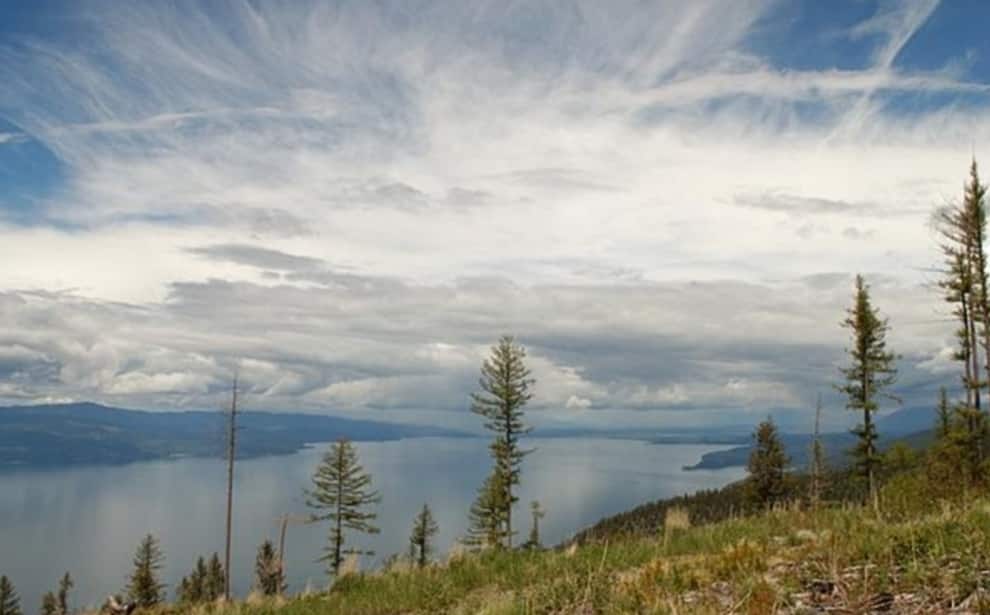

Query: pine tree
[
  {"left": 524, "top": 501, "right": 545, "bottom": 550},
  {"left": 306, "top": 439, "right": 380, "bottom": 578},
  {"left": 56, "top": 573, "right": 71, "bottom": 615},
  {"left": 408, "top": 504, "right": 439, "bottom": 567},
  {"left": 464, "top": 466, "right": 510, "bottom": 549},
  {"left": 471, "top": 335, "right": 535, "bottom": 547},
  {"left": 126, "top": 534, "right": 165, "bottom": 607},
  {"left": 177, "top": 556, "right": 209, "bottom": 603},
  {"left": 39, "top": 593, "right": 56, "bottom": 615},
  {"left": 837, "top": 274, "right": 898, "bottom": 511},
  {"left": 254, "top": 540, "right": 284, "bottom": 596},
  {"left": 809, "top": 395, "right": 827, "bottom": 510},
  {"left": 935, "top": 167, "right": 989, "bottom": 474},
  {"left": 204, "top": 553, "right": 224, "bottom": 601},
  {"left": 0, "top": 577, "right": 19, "bottom": 615},
  {"left": 746, "top": 417, "right": 790, "bottom": 508},
  {"left": 936, "top": 387, "right": 953, "bottom": 439},
  {"left": 964, "top": 161, "right": 990, "bottom": 402},
  {"left": 175, "top": 577, "right": 192, "bottom": 605}
]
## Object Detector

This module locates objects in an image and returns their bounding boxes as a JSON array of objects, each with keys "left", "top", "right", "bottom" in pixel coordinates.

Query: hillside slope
[{"left": 161, "top": 494, "right": 990, "bottom": 614}]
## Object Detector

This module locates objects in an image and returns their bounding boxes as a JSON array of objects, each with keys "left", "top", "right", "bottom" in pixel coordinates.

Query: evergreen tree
[
  {"left": 39, "top": 593, "right": 56, "bottom": 615},
  {"left": 964, "top": 162, "right": 990, "bottom": 401},
  {"left": 175, "top": 578, "right": 192, "bottom": 605},
  {"left": 809, "top": 395, "right": 827, "bottom": 510},
  {"left": 56, "top": 573, "right": 71, "bottom": 615},
  {"left": 408, "top": 504, "right": 439, "bottom": 568},
  {"left": 306, "top": 439, "right": 380, "bottom": 578},
  {"left": 0, "top": 577, "right": 19, "bottom": 615},
  {"left": 253, "top": 540, "right": 284, "bottom": 596},
  {"left": 936, "top": 387, "right": 953, "bottom": 439},
  {"left": 176, "top": 556, "right": 209, "bottom": 603},
  {"left": 746, "top": 417, "right": 790, "bottom": 508},
  {"left": 935, "top": 167, "right": 989, "bottom": 474},
  {"left": 471, "top": 335, "right": 535, "bottom": 547},
  {"left": 464, "top": 466, "right": 510, "bottom": 549},
  {"left": 523, "top": 501, "right": 545, "bottom": 550},
  {"left": 204, "top": 553, "right": 224, "bottom": 601},
  {"left": 126, "top": 534, "right": 165, "bottom": 607},
  {"left": 837, "top": 274, "right": 898, "bottom": 511}
]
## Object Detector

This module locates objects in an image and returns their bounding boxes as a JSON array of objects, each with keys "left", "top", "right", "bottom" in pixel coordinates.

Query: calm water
[{"left": 0, "top": 438, "right": 744, "bottom": 612}]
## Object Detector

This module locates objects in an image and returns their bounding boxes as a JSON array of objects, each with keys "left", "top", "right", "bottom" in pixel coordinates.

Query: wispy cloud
[
  {"left": 0, "top": 131, "right": 25, "bottom": 145},
  {"left": 0, "top": 0, "right": 985, "bottom": 427}
]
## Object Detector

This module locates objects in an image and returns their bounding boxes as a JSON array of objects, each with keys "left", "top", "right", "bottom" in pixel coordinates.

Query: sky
[{"left": 0, "top": 0, "right": 989, "bottom": 433}]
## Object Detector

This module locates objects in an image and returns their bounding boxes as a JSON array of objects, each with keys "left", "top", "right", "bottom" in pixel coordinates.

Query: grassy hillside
[
  {"left": 117, "top": 449, "right": 988, "bottom": 615},
  {"left": 143, "top": 491, "right": 990, "bottom": 614}
]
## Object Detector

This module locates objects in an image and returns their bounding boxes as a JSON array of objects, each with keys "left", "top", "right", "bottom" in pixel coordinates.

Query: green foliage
[
  {"left": 464, "top": 466, "right": 510, "bottom": 549},
  {"left": 471, "top": 335, "right": 534, "bottom": 547},
  {"left": 882, "top": 441, "right": 917, "bottom": 477},
  {"left": 126, "top": 534, "right": 165, "bottom": 607},
  {"left": 408, "top": 504, "right": 438, "bottom": 567},
  {"left": 952, "top": 401, "right": 989, "bottom": 486},
  {"left": 56, "top": 573, "right": 71, "bottom": 615},
  {"left": 935, "top": 162, "right": 990, "bottom": 478},
  {"left": 523, "top": 500, "right": 545, "bottom": 550},
  {"left": 837, "top": 274, "right": 898, "bottom": 508},
  {"left": 205, "top": 553, "right": 224, "bottom": 601},
  {"left": 809, "top": 395, "right": 827, "bottom": 508},
  {"left": 254, "top": 540, "right": 285, "bottom": 596},
  {"left": 0, "top": 577, "right": 19, "bottom": 615},
  {"left": 39, "top": 592, "right": 56, "bottom": 615},
  {"left": 306, "top": 438, "right": 380, "bottom": 577},
  {"left": 746, "top": 417, "right": 790, "bottom": 508},
  {"left": 177, "top": 555, "right": 221, "bottom": 604},
  {"left": 203, "top": 486, "right": 990, "bottom": 615},
  {"left": 936, "top": 387, "right": 953, "bottom": 439}
]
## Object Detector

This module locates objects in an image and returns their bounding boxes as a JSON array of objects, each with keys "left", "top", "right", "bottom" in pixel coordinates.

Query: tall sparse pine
[
  {"left": 471, "top": 335, "right": 534, "bottom": 547},
  {"left": 306, "top": 439, "right": 380, "bottom": 578},
  {"left": 837, "top": 274, "right": 897, "bottom": 511}
]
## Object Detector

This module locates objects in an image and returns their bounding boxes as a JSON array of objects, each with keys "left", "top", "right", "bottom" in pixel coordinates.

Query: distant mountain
[
  {"left": 0, "top": 402, "right": 471, "bottom": 469},
  {"left": 684, "top": 428, "right": 934, "bottom": 471},
  {"left": 536, "top": 426, "right": 749, "bottom": 445},
  {"left": 877, "top": 404, "right": 939, "bottom": 436}
]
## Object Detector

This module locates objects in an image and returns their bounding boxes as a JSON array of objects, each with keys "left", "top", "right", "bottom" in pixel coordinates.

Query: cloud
[
  {"left": 0, "top": 131, "right": 25, "bottom": 145},
  {"left": 0, "top": 0, "right": 985, "bottom": 430},
  {"left": 735, "top": 192, "right": 884, "bottom": 216},
  {"left": 0, "top": 271, "right": 955, "bottom": 433},
  {"left": 188, "top": 244, "right": 325, "bottom": 272}
]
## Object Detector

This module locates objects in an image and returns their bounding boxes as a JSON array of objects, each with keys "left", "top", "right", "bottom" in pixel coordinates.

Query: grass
[{"left": 150, "top": 489, "right": 990, "bottom": 614}]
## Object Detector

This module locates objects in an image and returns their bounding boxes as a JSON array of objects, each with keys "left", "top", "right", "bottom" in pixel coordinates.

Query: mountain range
[
  {"left": 0, "top": 402, "right": 470, "bottom": 469},
  {"left": 684, "top": 404, "right": 937, "bottom": 470}
]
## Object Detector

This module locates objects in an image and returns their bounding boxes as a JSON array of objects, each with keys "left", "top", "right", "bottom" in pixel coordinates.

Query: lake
[{"left": 0, "top": 437, "right": 745, "bottom": 612}]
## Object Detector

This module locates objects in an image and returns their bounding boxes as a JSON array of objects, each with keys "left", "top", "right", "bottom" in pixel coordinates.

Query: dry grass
[{"left": 154, "top": 490, "right": 990, "bottom": 614}]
